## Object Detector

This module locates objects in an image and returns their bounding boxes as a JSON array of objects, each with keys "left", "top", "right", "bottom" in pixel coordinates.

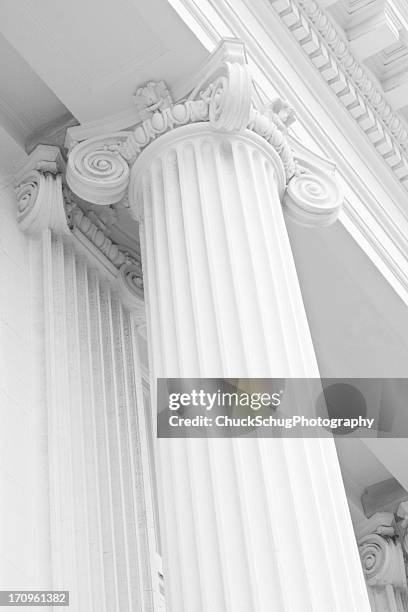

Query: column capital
[
  {"left": 396, "top": 501, "right": 408, "bottom": 555},
  {"left": 14, "top": 145, "right": 145, "bottom": 318},
  {"left": 357, "top": 512, "right": 408, "bottom": 590},
  {"left": 14, "top": 144, "right": 69, "bottom": 236},
  {"left": 66, "top": 38, "right": 343, "bottom": 227}
]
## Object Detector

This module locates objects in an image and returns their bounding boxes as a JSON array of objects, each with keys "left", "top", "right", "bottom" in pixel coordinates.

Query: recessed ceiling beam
[{"left": 362, "top": 476, "right": 408, "bottom": 517}]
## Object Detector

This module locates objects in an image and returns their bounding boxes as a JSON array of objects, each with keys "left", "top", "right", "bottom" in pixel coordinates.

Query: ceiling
[
  {"left": 335, "top": 437, "right": 392, "bottom": 523},
  {"left": 0, "top": 0, "right": 207, "bottom": 178},
  {"left": 287, "top": 217, "right": 408, "bottom": 378}
]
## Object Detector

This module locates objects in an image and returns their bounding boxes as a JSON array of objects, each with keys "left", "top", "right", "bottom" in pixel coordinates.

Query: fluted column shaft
[
  {"left": 132, "top": 123, "right": 371, "bottom": 611},
  {"left": 14, "top": 145, "right": 159, "bottom": 612}
]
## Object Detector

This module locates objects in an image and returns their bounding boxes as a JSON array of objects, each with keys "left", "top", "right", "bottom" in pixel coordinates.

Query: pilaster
[
  {"left": 14, "top": 145, "right": 159, "bottom": 610},
  {"left": 14, "top": 144, "right": 145, "bottom": 320}
]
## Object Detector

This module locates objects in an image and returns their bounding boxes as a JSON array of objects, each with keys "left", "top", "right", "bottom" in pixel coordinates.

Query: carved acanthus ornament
[
  {"left": 66, "top": 39, "right": 344, "bottom": 228},
  {"left": 133, "top": 80, "right": 173, "bottom": 120},
  {"left": 14, "top": 144, "right": 144, "bottom": 318},
  {"left": 63, "top": 187, "right": 144, "bottom": 305}
]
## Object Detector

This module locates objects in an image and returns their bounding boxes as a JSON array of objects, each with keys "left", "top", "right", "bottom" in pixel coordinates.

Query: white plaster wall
[{"left": 0, "top": 181, "right": 51, "bottom": 591}]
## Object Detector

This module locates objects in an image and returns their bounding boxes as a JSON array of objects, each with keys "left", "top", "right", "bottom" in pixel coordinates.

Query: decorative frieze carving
[
  {"left": 118, "top": 97, "right": 297, "bottom": 180},
  {"left": 63, "top": 186, "right": 144, "bottom": 303},
  {"left": 115, "top": 98, "right": 210, "bottom": 162},
  {"left": 66, "top": 38, "right": 343, "bottom": 228},
  {"left": 270, "top": 0, "right": 408, "bottom": 189}
]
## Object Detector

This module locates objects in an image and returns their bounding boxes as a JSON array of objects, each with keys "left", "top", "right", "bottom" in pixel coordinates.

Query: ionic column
[{"left": 67, "top": 40, "right": 371, "bottom": 611}]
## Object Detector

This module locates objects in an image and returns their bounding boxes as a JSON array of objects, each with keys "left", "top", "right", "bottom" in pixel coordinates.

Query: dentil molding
[
  {"left": 270, "top": 0, "right": 408, "bottom": 190},
  {"left": 65, "top": 38, "right": 344, "bottom": 228},
  {"left": 14, "top": 144, "right": 145, "bottom": 319}
]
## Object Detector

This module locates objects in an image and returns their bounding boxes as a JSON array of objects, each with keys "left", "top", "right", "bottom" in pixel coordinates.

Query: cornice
[
  {"left": 14, "top": 144, "right": 145, "bottom": 319},
  {"left": 271, "top": 0, "right": 408, "bottom": 189},
  {"left": 165, "top": 0, "right": 408, "bottom": 307}
]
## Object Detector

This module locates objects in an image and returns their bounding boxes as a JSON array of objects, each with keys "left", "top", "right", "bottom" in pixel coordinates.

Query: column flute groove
[
  {"left": 177, "top": 143, "right": 221, "bottom": 374},
  {"left": 195, "top": 139, "right": 246, "bottom": 375},
  {"left": 15, "top": 143, "right": 158, "bottom": 610}
]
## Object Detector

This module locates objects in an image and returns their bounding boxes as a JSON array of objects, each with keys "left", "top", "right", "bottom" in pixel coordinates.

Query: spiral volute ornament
[
  {"left": 119, "top": 262, "right": 144, "bottom": 299},
  {"left": 15, "top": 169, "right": 68, "bottom": 235},
  {"left": 15, "top": 172, "right": 40, "bottom": 226},
  {"left": 115, "top": 261, "right": 145, "bottom": 320},
  {"left": 66, "top": 134, "right": 130, "bottom": 206},
  {"left": 208, "top": 62, "right": 252, "bottom": 132},
  {"left": 284, "top": 164, "right": 342, "bottom": 227},
  {"left": 359, "top": 533, "right": 406, "bottom": 588}
]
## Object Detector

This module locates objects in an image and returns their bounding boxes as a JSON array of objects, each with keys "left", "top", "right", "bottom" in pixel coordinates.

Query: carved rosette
[{"left": 65, "top": 39, "right": 343, "bottom": 227}]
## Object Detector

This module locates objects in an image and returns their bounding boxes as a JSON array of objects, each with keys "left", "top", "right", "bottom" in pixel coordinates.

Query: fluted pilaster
[{"left": 14, "top": 145, "right": 159, "bottom": 611}]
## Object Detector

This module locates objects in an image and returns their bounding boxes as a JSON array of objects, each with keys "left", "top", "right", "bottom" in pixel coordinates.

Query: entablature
[
  {"left": 317, "top": 0, "right": 408, "bottom": 115},
  {"left": 166, "top": 0, "right": 408, "bottom": 307}
]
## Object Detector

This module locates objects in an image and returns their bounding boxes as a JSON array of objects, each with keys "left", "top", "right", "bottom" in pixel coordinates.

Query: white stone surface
[
  {"left": 132, "top": 121, "right": 371, "bottom": 611},
  {"left": 0, "top": 182, "right": 51, "bottom": 596},
  {"left": 38, "top": 230, "right": 158, "bottom": 610}
]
